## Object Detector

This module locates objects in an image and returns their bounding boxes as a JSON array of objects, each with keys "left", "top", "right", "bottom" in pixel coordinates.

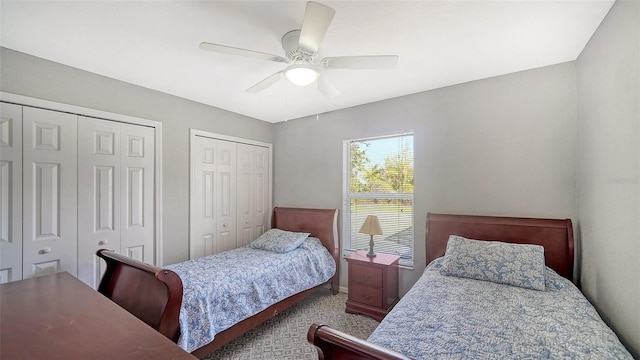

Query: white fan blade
[
  {"left": 322, "top": 55, "right": 399, "bottom": 70},
  {"left": 246, "top": 72, "right": 284, "bottom": 93},
  {"left": 298, "top": 1, "right": 335, "bottom": 54},
  {"left": 317, "top": 76, "right": 340, "bottom": 98},
  {"left": 200, "top": 42, "right": 288, "bottom": 63}
]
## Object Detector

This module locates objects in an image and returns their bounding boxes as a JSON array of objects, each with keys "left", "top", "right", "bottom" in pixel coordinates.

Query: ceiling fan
[{"left": 199, "top": 1, "right": 399, "bottom": 97}]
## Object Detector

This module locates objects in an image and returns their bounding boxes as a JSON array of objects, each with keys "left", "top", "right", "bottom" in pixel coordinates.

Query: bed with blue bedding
[
  {"left": 166, "top": 236, "right": 335, "bottom": 352},
  {"left": 366, "top": 256, "right": 631, "bottom": 359},
  {"left": 97, "top": 207, "right": 340, "bottom": 358},
  {"left": 308, "top": 213, "right": 633, "bottom": 359}
]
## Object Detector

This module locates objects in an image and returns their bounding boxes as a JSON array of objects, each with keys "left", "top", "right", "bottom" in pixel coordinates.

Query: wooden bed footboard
[
  {"left": 308, "top": 323, "right": 411, "bottom": 360},
  {"left": 96, "top": 249, "right": 183, "bottom": 343}
]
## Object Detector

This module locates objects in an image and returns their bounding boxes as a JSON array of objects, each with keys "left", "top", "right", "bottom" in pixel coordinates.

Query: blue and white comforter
[
  {"left": 165, "top": 237, "right": 335, "bottom": 352},
  {"left": 368, "top": 258, "right": 632, "bottom": 359}
]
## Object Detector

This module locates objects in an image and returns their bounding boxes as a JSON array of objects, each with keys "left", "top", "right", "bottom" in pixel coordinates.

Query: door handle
[
  {"left": 38, "top": 247, "right": 52, "bottom": 255},
  {"left": 98, "top": 240, "right": 109, "bottom": 246}
]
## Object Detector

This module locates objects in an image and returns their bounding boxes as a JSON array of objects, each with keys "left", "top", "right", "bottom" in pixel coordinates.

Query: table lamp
[{"left": 359, "top": 215, "right": 383, "bottom": 257}]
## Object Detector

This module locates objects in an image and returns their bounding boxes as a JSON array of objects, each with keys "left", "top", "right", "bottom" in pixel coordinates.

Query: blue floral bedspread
[
  {"left": 367, "top": 258, "right": 633, "bottom": 359},
  {"left": 165, "top": 237, "right": 335, "bottom": 352}
]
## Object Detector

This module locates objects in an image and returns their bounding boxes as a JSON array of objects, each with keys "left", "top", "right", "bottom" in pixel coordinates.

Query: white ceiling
[{"left": 1, "top": 1, "right": 614, "bottom": 123}]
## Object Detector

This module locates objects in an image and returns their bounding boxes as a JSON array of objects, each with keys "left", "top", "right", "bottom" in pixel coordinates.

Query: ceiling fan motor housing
[{"left": 282, "top": 30, "right": 316, "bottom": 63}]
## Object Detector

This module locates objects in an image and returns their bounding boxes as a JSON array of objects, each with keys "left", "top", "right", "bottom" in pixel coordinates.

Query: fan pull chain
[{"left": 284, "top": 83, "right": 289, "bottom": 122}]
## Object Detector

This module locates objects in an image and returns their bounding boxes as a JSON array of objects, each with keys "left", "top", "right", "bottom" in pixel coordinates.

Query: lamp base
[{"left": 367, "top": 234, "right": 377, "bottom": 257}]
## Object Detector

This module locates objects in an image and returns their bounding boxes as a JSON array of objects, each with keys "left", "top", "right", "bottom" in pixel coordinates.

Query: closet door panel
[
  {"left": 237, "top": 144, "right": 254, "bottom": 247},
  {"left": 120, "top": 123, "right": 155, "bottom": 264},
  {"left": 190, "top": 136, "right": 217, "bottom": 259},
  {"left": 253, "top": 145, "right": 270, "bottom": 238},
  {"left": 0, "top": 103, "right": 22, "bottom": 283},
  {"left": 22, "top": 107, "right": 77, "bottom": 278},
  {"left": 77, "top": 117, "right": 121, "bottom": 288},
  {"left": 216, "top": 140, "right": 236, "bottom": 253}
]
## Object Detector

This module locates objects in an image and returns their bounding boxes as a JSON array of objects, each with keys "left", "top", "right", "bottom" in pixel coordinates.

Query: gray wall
[
  {"left": 576, "top": 0, "right": 639, "bottom": 356},
  {"left": 0, "top": 47, "right": 273, "bottom": 266},
  {"left": 273, "top": 62, "right": 578, "bottom": 293}
]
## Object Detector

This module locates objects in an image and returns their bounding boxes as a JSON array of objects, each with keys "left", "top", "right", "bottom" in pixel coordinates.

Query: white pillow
[
  {"left": 248, "top": 228, "right": 310, "bottom": 253},
  {"left": 440, "top": 235, "right": 546, "bottom": 291}
]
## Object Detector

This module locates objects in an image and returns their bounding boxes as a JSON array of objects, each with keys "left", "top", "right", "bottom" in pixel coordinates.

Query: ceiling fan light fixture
[{"left": 284, "top": 64, "right": 319, "bottom": 86}]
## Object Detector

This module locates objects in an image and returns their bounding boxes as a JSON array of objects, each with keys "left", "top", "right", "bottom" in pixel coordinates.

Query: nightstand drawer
[
  {"left": 351, "top": 264, "right": 382, "bottom": 287},
  {"left": 349, "top": 284, "right": 383, "bottom": 308}
]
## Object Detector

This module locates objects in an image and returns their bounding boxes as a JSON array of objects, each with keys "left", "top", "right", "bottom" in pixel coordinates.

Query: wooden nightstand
[{"left": 345, "top": 250, "right": 399, "bottom": 321}]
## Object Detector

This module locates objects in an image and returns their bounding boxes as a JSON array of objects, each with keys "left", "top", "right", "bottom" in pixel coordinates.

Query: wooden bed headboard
[
  {"left": 271, "top": 206, "right": 339, "bottom": 258},
  {"left": 426, "top": 213, "right": 574, "bottom": 280}
]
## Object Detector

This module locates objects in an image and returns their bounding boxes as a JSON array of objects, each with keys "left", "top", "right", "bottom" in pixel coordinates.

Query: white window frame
[{"left": 342, "top": 132, "right": 414, "bottom": 268}]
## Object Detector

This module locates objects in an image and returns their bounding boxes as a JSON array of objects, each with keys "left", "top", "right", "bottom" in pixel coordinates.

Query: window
[{"left": 343, "top": 133, "right": 414, "bottom": 267}]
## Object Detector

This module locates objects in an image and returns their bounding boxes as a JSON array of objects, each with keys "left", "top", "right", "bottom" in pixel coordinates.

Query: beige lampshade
[{"left": 359, "top": 215, "right": 383, "bottom": 236}]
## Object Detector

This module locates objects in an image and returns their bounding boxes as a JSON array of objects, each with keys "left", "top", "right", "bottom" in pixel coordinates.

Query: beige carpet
[{"left": 202, "top": 288, "right": 379, "bottom": 360}]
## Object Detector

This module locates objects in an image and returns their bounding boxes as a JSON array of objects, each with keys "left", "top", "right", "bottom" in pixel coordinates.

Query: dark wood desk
[{"left": 0, "top": 272, "right": 196, "bottom": 360}]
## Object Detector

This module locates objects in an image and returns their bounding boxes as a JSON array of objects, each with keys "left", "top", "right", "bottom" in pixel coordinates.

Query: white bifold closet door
[
  {"left": 77, "top": 117, "right": 155, "bottom": 288},
  {"left": 190, "top": 136, "right": 237, "bottom": 258},
  {"left": 0, "top": 99, "right": 158, "bottom": 286},
  {"left": 22, "top": 107, "right": 78, "bottom": 279},
  {"left": 236, "top": 143, "right": 269, "bottom": 247},
  {"left": 77, "top": 117, "right": 120, "bottom": 287},
  {"left": 119, "top": 123, "right": 155, "bottom": 262},
  {"left": 190, "top": 135, "right": 270, "bottom": 259},
  {"left": 0, "top": 103, "right": 23, "bottom": 283}
]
